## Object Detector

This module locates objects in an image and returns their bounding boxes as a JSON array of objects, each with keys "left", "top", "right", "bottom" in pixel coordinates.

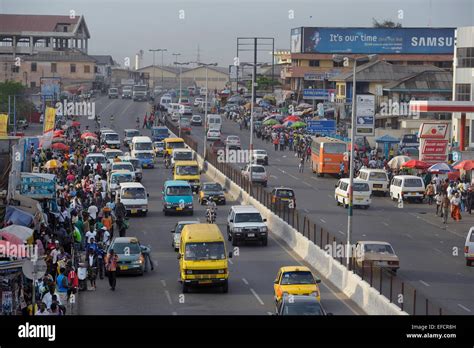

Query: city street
[
  {"left": 185, "top": 107, "right": 474, "bottom": 315},
  {"left": 78, "top": 95, "right": 363, "bottom": 315}
]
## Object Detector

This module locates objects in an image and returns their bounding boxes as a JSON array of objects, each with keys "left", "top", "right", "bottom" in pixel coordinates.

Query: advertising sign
[
  {"left": 307, "top": 120, "right": 336, "bottom": 135},
  {"left": 0, "top": 114, "right": 8, "bottom": 137},
  {"left": 291, "top": 27, "right": 302, "bottom": 53},
  {"left": 303, "top": 89, "right": 329, "bottom": 99},
  {"left": 43, "top": 107, "right": 56, "bottom": 134},
  {"left": 355, "top": 94, "right": 375, "bottom": 136},
  {"left": 40, "top": 77, "right": 61, "bottom": 100},
  {"left": 418, "top": 122, "right": 450, "bottom": 164},
  {"left": 20, "top": 173, "right": 56, "bottom": 199},
  {"left": 304, "top": 73, "right": 326, "bottom": 81},
  {"left": 301, "top": 27, "right": 455, "bottom": 54},
  {"left": 1, "top": 291, "right": 12, "bottom": 315}
]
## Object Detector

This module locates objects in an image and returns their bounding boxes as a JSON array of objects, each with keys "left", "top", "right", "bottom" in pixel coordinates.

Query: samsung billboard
[{"left": 293, "top": 27, "right": 455, "bottom": 54}]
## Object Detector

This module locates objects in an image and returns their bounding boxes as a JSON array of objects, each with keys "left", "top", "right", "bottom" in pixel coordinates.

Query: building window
[
  {"left": 457, "top": 47, "right": 474, "bottom": 68},
  {"left": 309, "top": 60, "right": 320, "bottom": 67},
  {"left": 51, "top": 63, "right": 57, "bottom": 73},
  {"left": 455, "top": 84, "right": 471, "bottom": 101},
  {"left": 434, "top": 61, "right": 452, "bottom": 69},
  {"left": 333, "top": 60, "right": 344, "bottom": 68},
  {"left": 30, "top": 81, "right": 36, "bottom": 88},
  {"left": 12, "top": 65, "right": 19, "bottom": 73},
  {"left": 63, "top": 26, "right": 68, "bottom": 32},
  {"left": 31, "top": 62, "right": 37, "bottom": 72},
  {"left": 84, "top": 65, "right": 90, "bottom": 73},
  {"left": 407, "top": 61, "right": 424, "bottom": 65},
  {"left": 70, "top": 64, "right": 76, "bottom": 73}
]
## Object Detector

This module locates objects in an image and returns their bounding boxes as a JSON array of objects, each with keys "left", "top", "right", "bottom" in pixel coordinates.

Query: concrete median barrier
[{"left": 196, "top": 154, "right": 407, "bottom": 315}]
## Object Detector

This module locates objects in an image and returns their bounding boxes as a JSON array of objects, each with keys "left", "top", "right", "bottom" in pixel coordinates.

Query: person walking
[
  {"left": 467, "top": 187, "right": 474, "bottom": 214},
  {"left": 105, "top": 249, "right": 118, "bottom": 291},
  {"left": 339, "top": 162, "right": 345, "bottom": 179},
  {"left": 425, "top": 181, "right": 435, "bottom": 205},
  {"left": 86, "top": 247, "right": 98, "bottom": 290},
  {"left": 298, "top": 156, "right": 305, "bottom": 173},
  {"left": 451, "top": 192, "right": 462, "bottom": 221},
  {"left": 435, "top": 193, "right": 442, "bottom": 216},
  {"left": 55, "top": 268, "right": 68, "bottom": 310},
  {"left": 140, "top": 245, "right": 154, "bottom": 272},
  {"left": 272, "top": 135, "right": 279, "bottom": 151},
  {"left": 441, "top": 194, "right": 450, "bottom": 225}
]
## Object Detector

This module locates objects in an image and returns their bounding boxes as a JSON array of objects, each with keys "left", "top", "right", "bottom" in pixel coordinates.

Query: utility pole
[
  {"left": 149, "top": 49, "right": 157, "bottom": 88},
  {"left": 151, "top": 49, "right": 167, "bottom": 88},
  {"left": 197, "top": 62, "right": 218, "bottom": 159}
]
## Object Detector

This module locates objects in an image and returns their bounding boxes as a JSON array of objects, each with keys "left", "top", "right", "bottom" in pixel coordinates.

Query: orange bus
[{"left": 311, "top": 136, "right": 348, "bottom": 177}]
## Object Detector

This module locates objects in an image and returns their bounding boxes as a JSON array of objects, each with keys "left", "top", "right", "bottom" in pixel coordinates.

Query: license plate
[
  {"left": 409, "top": 193, "right": 416, "bottom": 196},
  {"left": 373, "top": 184, "right": 382, "bottom": 188},
  {"left": 131, "top": 209, "right": 137, "bottom": 214},
  {"left": 176, "top": 207, "right": 183, "bottom": 211},
  {"left": 355, "top": 198, "right": 363, "bottom": 201},
  {"left": 120, "top": 266, "right": 128, "bottom": 270},
  {"left": 247, "top": 233, "right": 255, "bottom": 237},
  {"left": 199, "top": 280, "right": 212, "bottom": 284},
  {"left": 376, "top": 261, "right": 388, "bottom": 266}
]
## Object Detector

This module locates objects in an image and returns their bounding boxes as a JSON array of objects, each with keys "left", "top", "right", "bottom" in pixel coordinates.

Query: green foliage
[
  {"left": 0, "top": 81, "right": 36, "bottom": 124},
  {"left": 372, "top": 18, "right": 402, "bottom": 28}
]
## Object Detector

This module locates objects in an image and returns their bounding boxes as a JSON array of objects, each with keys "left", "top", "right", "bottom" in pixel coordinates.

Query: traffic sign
[
  {"left": 307, "top": 120, "right": 336, "bottom": 135},
  {"left": 22, "top": 259, "right": 47, "bottom": 280}
]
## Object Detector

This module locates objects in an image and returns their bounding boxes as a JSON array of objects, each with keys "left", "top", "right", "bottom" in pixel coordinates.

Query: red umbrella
[
  {"left": 272, "top": 124, "right": 285, "bottom": 129},
  {"left": 81, "top": 132, "right": 97, "bottom": 139},
  {"left": 453, "top": 160, "right": 474, "bottom": 171},
  {"left": 448, "top": 171, "right": 461, "bottom": 181},
  {"left": 51, "top": 143, "right": 70, "bottom": 151},
  {"left": 0, "top": 231, "right": 24, "bottom": 246},
  {"left": 53, "top": 130, "right": 64, "bottom": 137},
  {"left": 72, "top": 121, "right": 81, "bottom": 127},
  {"left": 283, "top": 115, "right": 301, "bottom": 122},
  {"left": 401, "top": 159, "right": 430, "bottom": 169}
]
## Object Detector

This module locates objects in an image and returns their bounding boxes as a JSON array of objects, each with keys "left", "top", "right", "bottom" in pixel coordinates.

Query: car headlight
[
  {"left": 233, "top": 227, "right": 242, "bottom": 232},
  {"left": 186, "top": 203, "right": 193, "bottom": 207},
  {"left": 310, "top": 291, "right": 319, "bottom": 297},
  {"left": 133, "top": 259, "right": 143, "bottom": 265},
  {"left": 186, "top": 270, "right": 193, "bottom": 275},
  {"left": 217, "top": 269, "right": 226, "bottom": 274},
  {"left": 166, "top": 204, "right": 172, "bottom": 208},
  {"left": 260, "top": 226, "right": 268, "bottom": 232}
]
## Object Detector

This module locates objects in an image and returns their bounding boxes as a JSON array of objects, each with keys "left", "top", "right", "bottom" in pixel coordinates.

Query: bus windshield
[
  {"left": 167, "top": 141, "right": 185, "bottom": 149},
  {"left": 122, "top": 187, "right": 146, "bottom": 199},
  {"left": 323, "top": 143, "right": 346, "bottom": 154},
  {"left": 135, "top": 142, "right": 152, "bottom": 151},
  {"left": 174, "top": 152, "right": 193, "bottom": 161},
  {"left": 176, "top": 165, "right": 199, "bottom": 176},
  {"left": 185, "top": 242, "right": 226, "bottom": 261}
]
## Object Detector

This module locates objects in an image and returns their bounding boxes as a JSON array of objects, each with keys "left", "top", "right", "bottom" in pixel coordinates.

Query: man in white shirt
[
  {"left": 102, "top": 227, "right": 111, "bottom": 246},
  {"left": 88, "top": 204, "right": 99, "bottom": 222},
  {"left": 85, "top": 229, "right": 97, "bottom": 244},
  {"left": 41, "top": 288, "right": 61, "bottom": 309}
]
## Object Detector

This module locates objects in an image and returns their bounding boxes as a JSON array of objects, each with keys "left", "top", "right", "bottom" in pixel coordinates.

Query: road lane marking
[
  {"left": 419, "top": 280, "right": 430, "bottom": 287},
  {"left": 288, "top": 173, "right": 298, "bottom": 180},
  {"left": 270, "top": 175, "right": 278, "bottom": 179},
  {"left": 320, "top": 219, "right": 326, "bottom": 223},
  {"left": 457, "top": 304, "right": 471, "bottom": 312},
  {"left": 172, "top": 311, "right": 178, "bottom": 315},
  {"left": 303, "top": 182, "right": 311, "bottom": 187},
  {"left": 164, "top": 290, "right": 172, "bottom": 304},
  {"left": 267, "top": 311, "right": 273, "bottom": 315},
  {"left": 405, "top": 234, "right": 414, "bottom": 239},
  {"left": 228, "top": 259, "right": 233, "bottom": 264},
  {"left": 242, "top": 278, "right": 249, "bottom": 285},
  {"left": 250, "top": 288, "right": 265, "bottom": 305},
  {"left": 269, "top": 235, "right": 361, "bottom": 315},
  {"left": 338, "top": 231, "right": 345, "bottom": 235},
  {"left": 275, "top": 158, "right": 281, "bottom": 162},
  {"left": 327, "top": 194, "right": 332, "bottom": 198},
  {"left": 161, "top": 280, "right": 167, "bottom": 287},
  {"left": 433, "top": 248, "right": 442, "bottom": 254},
  {"left": 304, "top": 209, "right": 310, "bottom": 213},
  {"left": 382, "top": 222, "right": 389, "bottom": 227}
]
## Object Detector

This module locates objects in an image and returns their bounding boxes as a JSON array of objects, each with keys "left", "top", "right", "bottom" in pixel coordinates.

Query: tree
[
  {"left": 372, "top": 18, "right": 402, "bottom": 28},
  {"left": 0, "top": 81, "right": 37, "bottom": 128}
]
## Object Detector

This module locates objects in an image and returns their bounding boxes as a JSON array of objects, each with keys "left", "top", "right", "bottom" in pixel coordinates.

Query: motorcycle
[
  {"left": 164, "top": 156, "right": 171, "bottom": 169},
  {"left": 206, "top": 206, "right": 217, "bottom": 224},
  {"left": 77, "top": 262, "right": 88, "bottom": 291}
]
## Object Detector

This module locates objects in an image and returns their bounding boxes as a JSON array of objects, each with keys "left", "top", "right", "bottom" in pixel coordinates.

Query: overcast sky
[{"left": 1, "top": 0, "right": 473, "bottom": 67}]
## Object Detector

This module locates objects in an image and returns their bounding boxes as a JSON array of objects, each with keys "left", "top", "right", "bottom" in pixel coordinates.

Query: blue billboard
[
  {"left": 303, "top": 89, "right": 329, "bottom": 99},
  {"left": 300, "top": 27, "right": 455, "bottom": 54},
  {"left": 307, "top": 120, "right": 336, "bottom": 135}
]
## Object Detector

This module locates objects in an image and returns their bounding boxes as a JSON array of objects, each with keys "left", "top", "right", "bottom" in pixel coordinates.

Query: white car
[
  {"left": 251, "top": 149, "right": 268, "bottom": 165},
  {"left": 355, "top": 241, "right": 400, "bottom": 273},
  {"left": 207, "top": 129, "right": 221, "bottom": 141},
  {"left": 171, "top": 220, "right": 200, "bottom": 252},
  {"left": 103, "top": 149, "right": 124, "bottom": 164},
  {"left": 225, "top": 135, "right": 241, "bottom": 150},
  {"left": 335, "top": 179, "right": 371, "bottom": 209},
  {"left": 110, "top": 162, "right": 136, "bottom": 181},
  {"left": 357, "top": 168, "right": 390, "bottom": 196},
  {"left": 465, "top": 227, "right": 474, "bottom": 266},
  {"left": 241, "top": 164, "right": 267, "bottom": 187},
  {"left": 171, "top": 112, "right": 180, "bottom": 122},
  {"left": 84, "top": 153, "right": 107, "bottom": 171},
  {"left": 227, "top": 205, "right": 268, "bottom": 246}
]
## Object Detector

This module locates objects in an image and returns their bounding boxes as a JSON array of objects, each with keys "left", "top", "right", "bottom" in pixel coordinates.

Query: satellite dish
[{"left": 22, "top": 259, "right": 47, "bottom": 280}]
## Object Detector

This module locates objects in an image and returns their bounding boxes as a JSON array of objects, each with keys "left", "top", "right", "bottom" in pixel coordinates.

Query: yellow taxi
[{"left": 273, "top": 266, "right": 321, "bottom": 302}]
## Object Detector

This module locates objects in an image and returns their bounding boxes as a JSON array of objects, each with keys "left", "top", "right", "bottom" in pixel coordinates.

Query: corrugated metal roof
[
  {"left": 0, "top": 14, "right": 79, "bottom": 33},
  {"left": 90, "top": 55, "right": 114, "bottom": 65},
  {"left": 23, "top": 51, "right": 96, "bottom": 62},
  {"left": 383, "top": 70, "right": 452, "bottom": 92},
  {"left": 330, "top": 60, "right": 444, "bottom": 82}
]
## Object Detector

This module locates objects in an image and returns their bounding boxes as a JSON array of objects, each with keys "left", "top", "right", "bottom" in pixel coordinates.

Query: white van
[
  {"left": 335, "top": 178, "right": 371, "bottom": 209},
  {"left": 102, "top": 132, "right": 120, "bottom": 149},
  {"left": 130, "top": 136, "right": 154, "bottom": 155},
  {"left": 168, "top": 103, "right": 180, "bottom": 116},
  {"left": 357, "top": 168, "right": 390, "bottom": 196},
  {"left": 160, "top": 95, "right": 172, "bottom": 110},
  {"left": 107, "top": 170, "right": 134, "bottom": 195},
  {"left": 103, "top": 148, "right": 124, "bottom": 164},
  {"left": 206, "top": 114, "right": 222, "bottom": 131},
  {"left": 171, "top": 148, "right": 194, "bottom": 167},
  {"left": 465, "top": 227, "right": 474, "bottom": 266},
  {"left": 390, "top": 175, "right": 425, "bottom": 202},
  {"left": 118, "top": 182, "right": 149, "bottom": 216}
]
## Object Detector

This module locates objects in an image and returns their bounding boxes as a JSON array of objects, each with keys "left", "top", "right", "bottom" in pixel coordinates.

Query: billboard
[
  {"left": 40, "top": 77, "right": 61, "bottom": 100},
  {"left": 418, "top": 122, "right": 450, "bottom": 164},
  {"left": 20, "top": 173, "right": 56, "bottom": 199},
  {"left": 291, "top": 27, "right": 302, "bottom": 53},
  {"left": 301, "top": 27, "right": 455, "bottom": 54},
  {"left": 355, "top": 95, "right": 375, "bottom": 136},
  {"left": 43, "top": 107, "right": 56, "bottom": 134}
]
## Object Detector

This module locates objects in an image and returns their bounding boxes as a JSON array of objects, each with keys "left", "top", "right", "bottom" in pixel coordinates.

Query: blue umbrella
[{"left": 427, "top": 162, "right": 454, "bottom": 173}]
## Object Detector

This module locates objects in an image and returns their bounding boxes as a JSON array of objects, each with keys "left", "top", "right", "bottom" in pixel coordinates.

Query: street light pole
[
  {"left": 197, "top": 62, "right": 217, "bottom": 159},
  {"left": 175, "top": 61, "right": 192, "bottom": 138}
]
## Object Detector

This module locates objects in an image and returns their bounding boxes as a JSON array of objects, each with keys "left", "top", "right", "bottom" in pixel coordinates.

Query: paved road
[
  {"left": 75, "top": 95, "right": 363, "bottom": 315},
  {"left": 184, "top": 107, "right": 474, "bottom": 315}
]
